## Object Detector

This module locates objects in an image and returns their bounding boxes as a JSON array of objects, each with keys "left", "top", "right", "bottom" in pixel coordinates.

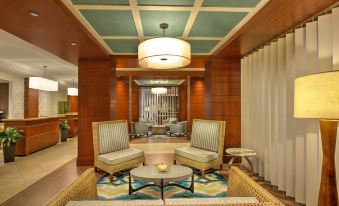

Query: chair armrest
[
  {"left": 47, "top": 168, "right": 97, "bottom": 206},
  {"left": 228, "top": 167, "right": 284, "bottom": 205}
]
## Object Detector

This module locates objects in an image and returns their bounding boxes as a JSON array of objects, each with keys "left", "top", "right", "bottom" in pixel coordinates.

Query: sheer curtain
[{"left": 241, "top": 8, "right": 339, "bottom": 205}]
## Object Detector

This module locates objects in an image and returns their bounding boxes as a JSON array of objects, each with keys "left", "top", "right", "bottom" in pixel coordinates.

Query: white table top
[
  {"left": 225, "top": 148, "right": 256, "bottom": 157},
  {"left": 130, "top": 165, "right": 192, "bottom": 182}
]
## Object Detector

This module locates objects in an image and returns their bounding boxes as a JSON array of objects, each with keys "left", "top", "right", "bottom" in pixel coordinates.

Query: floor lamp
[{"left": 294, "top": 71, "right": 339, "bottom": 206}]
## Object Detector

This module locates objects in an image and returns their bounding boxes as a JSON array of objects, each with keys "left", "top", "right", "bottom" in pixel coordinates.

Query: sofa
[{"left": 47, "top": 167, "right": 285, "bottom": 206}]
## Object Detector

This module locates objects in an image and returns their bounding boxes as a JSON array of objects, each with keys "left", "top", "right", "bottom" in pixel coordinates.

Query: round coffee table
[
  {"left": 129, "top": 165, "right": 194, "bottom": 199},
  {"left": 225, "top": 148, "right": 256, "bottom": 175},
  {"left": 151, "top": 125, "right": 167, "bottom": 135}
]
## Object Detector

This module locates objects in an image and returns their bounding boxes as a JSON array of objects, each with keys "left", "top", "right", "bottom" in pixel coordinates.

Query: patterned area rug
[{"left": 97, "top": 169, "right": 228, "bottom": 200}]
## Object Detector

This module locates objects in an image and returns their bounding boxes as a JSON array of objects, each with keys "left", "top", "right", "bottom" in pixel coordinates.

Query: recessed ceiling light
[
  {"left": 71, "top": 42, "right": 78, "bottom": 46},
  {"left": 28, "top": 10, "right": 39, "bottom": 17}
]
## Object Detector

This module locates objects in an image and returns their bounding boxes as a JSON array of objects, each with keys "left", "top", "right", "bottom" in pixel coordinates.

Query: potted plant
[
  {"left": 59, "top": 120, "right": 70, "bottom": 142},
  {"left": 0, "top": 127, "right": 22, "bottom": 163}
]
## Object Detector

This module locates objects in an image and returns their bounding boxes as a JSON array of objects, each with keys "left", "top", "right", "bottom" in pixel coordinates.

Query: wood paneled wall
[
  {"left": 77, "top": 57, "right": 116, "bottom": 166},
  {"left": 0, "top": 83, "right": 9, "bottom": 116},
  {"left": 178, "top": 82, "right": 187, "bottom": 122},
  {"left": 116, "top": 77, "right": 129, "bottom": 120},
  {"left": 24, "top": 78, "right": 39, "bottom": 118},
  {"left": 131, "top": 81, "right": 139, "bottom": 122},
  {"left": 205, "top": 59, "right": 241, "bottom": 163},
  {"left": 190, "top": 78, "right": 205, "bottom": 130},
  {"left": 67, "top": 95, "right": 78, "bottom": 113}
]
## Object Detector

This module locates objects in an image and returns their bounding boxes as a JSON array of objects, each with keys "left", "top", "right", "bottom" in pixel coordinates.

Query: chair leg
[
  {"left": 143, "top": 161, "right": 146, "bottom": 166},
  {"left": 94, "top": 166, "right": 98, "bottom": 172},
  {"left": 173, "top": 159, "right": 176, "bottom": 165},
  {"left": 220, "top": 164, "right": 223, "bottom": 170},
  {"left": 200, "top": 170, "right": 205, "bottom": 178},
  {"left": 109, "top": 174, "right": 114, "bottom": 182}
]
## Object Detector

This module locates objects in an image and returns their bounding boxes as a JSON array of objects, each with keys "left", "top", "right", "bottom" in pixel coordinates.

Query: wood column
[
  {"left": 178, "top": 81, "right": 187, "bottom": 122},
  {"left": 131, "top": 81, "right": 139, "bottom": 122},
  {"left": 205, "top": 59, "right": 241, "bottom": 163},
  {"left": 24, "top": 78, "right": 39, "bottom": 118},
  {"left": 67, "top": 95, "right": 78, "bottom": 113},
  {"left": 190, "top": 77, "right": 205, "bottom": 130},
  {"left": 77, "top": 57, "right": 116, "bottom": 166},
  {"left": 0, "top": 83, "right": 9, "bottom": 116},
  {"left": 116, "top": 76, "right": 129, "bottom": 121}
]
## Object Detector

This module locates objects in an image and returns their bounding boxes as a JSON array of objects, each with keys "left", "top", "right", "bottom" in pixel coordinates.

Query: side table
[{"left": 225, "top": 148, "right": 256, "bottom": 175}]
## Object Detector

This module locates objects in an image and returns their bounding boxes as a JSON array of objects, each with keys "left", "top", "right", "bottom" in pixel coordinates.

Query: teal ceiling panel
[
  {"left": 202, "top": 0, "right": 260, "bottom": 7},
  {"left": 137, "top": 0, "right": 194, "bottom": 6},
  {"left": 71, "top": 0, "right": 129, "bottom": 5},
  {"left": 189, "top": 12, "right": 247, "bottom": 37},
  {"left": 104, "top": 39, "right": 140, "bottom": 53},
  {"left": 80, "top": 10, "right": 137, "bottom": 36},
  {"left": 189, "top": 40, "right": 220, "bottom": 53},
  {"left": 140, "top": 11, "right": 190, "bottom": 36}
]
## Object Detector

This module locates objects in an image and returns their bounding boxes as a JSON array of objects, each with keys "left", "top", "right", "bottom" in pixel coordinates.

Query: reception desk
[{"left": 3, "top": 116, "right": 62, "bottom": 155}]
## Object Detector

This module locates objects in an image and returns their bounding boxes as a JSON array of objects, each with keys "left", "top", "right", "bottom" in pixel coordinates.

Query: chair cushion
[
  {"left": 98, "top": 122, "right": 129, "bottom": 154},
  {"left": 66, "top": 200, "right": 164, "bottom": 206},
  {"left": 98, "top": 148, "right": 144, "bottom": 166},
  {"left": 165, "top": 197, "right": 259, "bottom": 205},
  {"left": 175, "top": 147, "right": 218, "bottom": 163},
  {"left": 191, "top": 120, "right": 221, "bottom": 152}
]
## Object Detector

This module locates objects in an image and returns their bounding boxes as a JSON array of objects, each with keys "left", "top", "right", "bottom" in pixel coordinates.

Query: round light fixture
[
  {"left": 151, "top": 87, "right": 167, "bottom": 94},
  {"left": 28, "top": 10, "right": 39, "bottom": 17},
  {"left": 138, "top": 23, "right": 191, "bottom": 69}
]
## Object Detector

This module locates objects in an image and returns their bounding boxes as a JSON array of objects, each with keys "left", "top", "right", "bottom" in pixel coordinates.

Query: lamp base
[{"left": 318, "top": 120, "right": 338, "bottom": 206}]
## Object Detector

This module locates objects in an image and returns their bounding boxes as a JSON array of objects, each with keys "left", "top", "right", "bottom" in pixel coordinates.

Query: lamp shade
[
  {"left": 294, "top": 71, "right": 339, "bottom": 119},
  {"left": 151, "top": 87, "right": 167, "bottom": 94},
  {"left": 67, "top": 88, "right": 78, "bottom": 96},
  {"left": 29, "top": 77, "right": 58, "bottom": 91},
  {"left": 138, "top": 37, "right": 191, "bottom": 69}
]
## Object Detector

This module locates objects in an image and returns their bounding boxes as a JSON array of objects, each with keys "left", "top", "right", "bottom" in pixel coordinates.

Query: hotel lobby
[{"left": 1, "top": 0, "right": 339, "bottom": 206}]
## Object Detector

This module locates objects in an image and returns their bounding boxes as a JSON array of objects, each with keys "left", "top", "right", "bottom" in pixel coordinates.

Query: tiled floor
[{"left": 0, "top": 137, "right": 77, "bottom": 204}]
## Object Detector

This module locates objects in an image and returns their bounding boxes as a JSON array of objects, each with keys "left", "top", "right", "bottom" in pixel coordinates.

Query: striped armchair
[
  {"left": 92, "top": 120, "right": 145, "bottom": 181},
  {"left": 174, "top": 119, "right": 225, "bottom": 178}
]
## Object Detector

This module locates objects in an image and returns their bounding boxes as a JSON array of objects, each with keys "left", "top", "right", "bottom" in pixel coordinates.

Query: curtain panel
[{"left": 241, "top": 8, "right": 339, "bottom": 205}]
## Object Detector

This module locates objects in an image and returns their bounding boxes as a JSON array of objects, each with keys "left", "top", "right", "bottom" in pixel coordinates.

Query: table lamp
[{"left": 294, "top": 70, "right": 339, "bottom": 206}]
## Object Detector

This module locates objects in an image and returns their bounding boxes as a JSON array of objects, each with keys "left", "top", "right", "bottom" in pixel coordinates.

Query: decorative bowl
[{"left": 155, "top": 163, "right": 171, "bottom": 173}]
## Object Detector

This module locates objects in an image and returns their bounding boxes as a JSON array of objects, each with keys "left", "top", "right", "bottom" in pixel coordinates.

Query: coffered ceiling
[{"left": 62, "top": 0, "right": 268, "bottom": 55}]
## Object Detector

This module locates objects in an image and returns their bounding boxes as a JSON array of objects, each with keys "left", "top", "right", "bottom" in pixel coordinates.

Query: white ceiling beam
[
  {"left": 138, "top": 6, "right": 193, "bottom": 11},
  {"left": 129, "top": 0, "right": 144, "bottom": 41},
  {"left": 73, "top": 4, "right": 253, "bottom": 13},
  {"left": 74, "top": 5, "right": 130, "bottom": 10},
  {"left": 182, "top": 0, "right": 204, "bottom": 38},
  {"left": 200, "top": 7, "right": 254, "bottom": 12}
]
